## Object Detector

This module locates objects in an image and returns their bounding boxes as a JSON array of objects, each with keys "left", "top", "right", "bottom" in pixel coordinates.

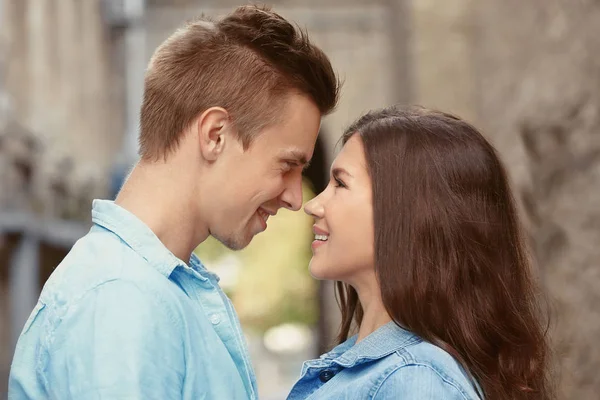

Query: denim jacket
[
  {"left": 9, "top": 200, "right": 258, "bottom": 400},
  {"left": 287, "top": 321, "right": 482, "bottom": 400}
]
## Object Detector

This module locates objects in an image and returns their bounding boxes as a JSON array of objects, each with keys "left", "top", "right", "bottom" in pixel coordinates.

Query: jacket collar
[{"left": 318, "top": 321, "right": 422, "bottom": 368}]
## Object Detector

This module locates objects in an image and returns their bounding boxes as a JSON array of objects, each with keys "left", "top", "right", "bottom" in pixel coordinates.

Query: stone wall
[{"left": 473, "top": 1, "right": 600, "bottom": 398}]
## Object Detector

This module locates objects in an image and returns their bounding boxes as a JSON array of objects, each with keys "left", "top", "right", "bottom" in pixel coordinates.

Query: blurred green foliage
[{"left": 194, "top": 180, "right": 317, "bottom": 333}]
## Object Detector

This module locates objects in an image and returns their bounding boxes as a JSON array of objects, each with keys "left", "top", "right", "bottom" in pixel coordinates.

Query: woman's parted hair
[{"left": 336, "top": 105, "right": 553, "bottom": 400}]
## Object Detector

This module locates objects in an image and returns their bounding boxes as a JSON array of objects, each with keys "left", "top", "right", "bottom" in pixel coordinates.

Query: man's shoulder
[{"left": 39, "top": 227, "right": 180, "bottom": 313}]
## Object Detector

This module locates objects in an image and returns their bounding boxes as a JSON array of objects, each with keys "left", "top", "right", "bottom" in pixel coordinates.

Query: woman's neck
[{"left": 354, "top": 283, "right": 392, "bottom": 343}]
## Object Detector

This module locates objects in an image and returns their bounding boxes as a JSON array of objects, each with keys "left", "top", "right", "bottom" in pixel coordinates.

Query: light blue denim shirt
[
  {"left": 287, "top": 321, "right": 482, "bottom": 400},
  {"left": 9, "top": 200, "right": 258, "bottom": 400}
]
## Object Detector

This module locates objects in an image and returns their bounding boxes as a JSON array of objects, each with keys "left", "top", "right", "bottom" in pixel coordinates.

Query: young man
[{"left": 9, "top": 6, "right": 339, "bottom": 399}]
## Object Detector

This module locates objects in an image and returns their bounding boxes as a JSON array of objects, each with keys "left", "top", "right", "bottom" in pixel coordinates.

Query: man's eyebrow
[
  {"left": 302, "top": 160, "right": 312, "bottom": 172},
  {"left": 280, "top": 149, "right": 311, "bottom": 170}
]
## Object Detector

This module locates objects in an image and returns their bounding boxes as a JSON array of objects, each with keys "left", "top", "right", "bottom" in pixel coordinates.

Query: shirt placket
[
  {"left": 186, "top": 269, "right": 258, "bottom": 400},
  {"left": 287, "top": 359, "right": 337, "bottom": 400}
]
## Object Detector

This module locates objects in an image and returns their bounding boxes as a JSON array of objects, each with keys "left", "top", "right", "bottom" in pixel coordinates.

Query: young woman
[{"left": 288, "top": 106, "right": 553, "bottom": 399}]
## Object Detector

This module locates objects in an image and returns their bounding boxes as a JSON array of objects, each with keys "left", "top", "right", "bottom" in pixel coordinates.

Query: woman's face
[{"left": 304, "top": 134, "right": 375, "bottom": 284}]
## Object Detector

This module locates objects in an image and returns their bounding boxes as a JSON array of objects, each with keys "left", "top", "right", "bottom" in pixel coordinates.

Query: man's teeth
[
  {"left": 259, "top": 210, "right": 268, "bottom": 221},
  {"left": 315, "top": 234, "right": 328, "bottom": 241}
]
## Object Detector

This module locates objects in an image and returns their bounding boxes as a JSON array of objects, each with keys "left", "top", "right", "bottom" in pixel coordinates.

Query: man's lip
[
  {"left": 259, "top": 207, "right": 276, "bottom": 216},
  {"left": 312, "top": 225, "right": 329, "bottom": 235},
  {"left": 258, "top": 214, "right": 267, "bottom": 231}
]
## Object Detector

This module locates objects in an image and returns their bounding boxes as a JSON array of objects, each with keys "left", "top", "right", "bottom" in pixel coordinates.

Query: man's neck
[{"left": 115, "top": 161, "right": 209, "bottom": 263}]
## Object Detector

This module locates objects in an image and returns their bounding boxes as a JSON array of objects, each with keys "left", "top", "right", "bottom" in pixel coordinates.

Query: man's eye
[{"left": 283, "top": 162, "right": 298, "bottom": 172}]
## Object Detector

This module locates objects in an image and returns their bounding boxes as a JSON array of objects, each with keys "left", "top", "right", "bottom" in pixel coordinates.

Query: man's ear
[{"left": 195, "top": 107, "right": 230, "bottom": 161}]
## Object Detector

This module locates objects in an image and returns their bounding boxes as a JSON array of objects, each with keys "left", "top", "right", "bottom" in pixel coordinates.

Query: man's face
[{"left": 208, "top": 94, "right": 321, "bottom": 250}]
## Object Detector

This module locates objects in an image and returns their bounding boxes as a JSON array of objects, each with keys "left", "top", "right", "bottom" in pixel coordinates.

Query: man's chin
[{"left": 216, "top": 232, "right": 253, "bottom": 251}]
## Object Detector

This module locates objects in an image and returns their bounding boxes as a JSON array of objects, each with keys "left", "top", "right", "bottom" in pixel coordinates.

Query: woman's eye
[{"left": 334, "top": 177, "right": 346, "bottom": 188}]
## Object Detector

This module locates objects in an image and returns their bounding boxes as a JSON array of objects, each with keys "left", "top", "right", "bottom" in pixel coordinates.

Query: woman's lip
[
  {"left": 312, "top": 225, "right": 329, "bottom": 235},
  {"left": 311, "top": 239, "right": 326, "bottom": 250}
]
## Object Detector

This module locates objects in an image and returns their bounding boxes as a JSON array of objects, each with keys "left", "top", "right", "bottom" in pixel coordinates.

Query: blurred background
[{"left": 0, "top": 0, "right": 599, "bottom": 399}]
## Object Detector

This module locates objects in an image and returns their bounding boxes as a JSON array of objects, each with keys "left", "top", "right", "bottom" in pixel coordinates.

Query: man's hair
[{"left": 139, "top": 5, "right": 341, "bottom": 160}]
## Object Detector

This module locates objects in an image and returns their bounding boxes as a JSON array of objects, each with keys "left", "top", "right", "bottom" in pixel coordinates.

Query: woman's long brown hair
[{"left": 335, "top": 106, "right": 553, "bottom": 399}]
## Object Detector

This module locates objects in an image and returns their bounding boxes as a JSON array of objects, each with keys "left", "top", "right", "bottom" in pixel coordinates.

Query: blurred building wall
[
  {"left": 411, "top": 0, "right": 476, "bottom": 121},
  {"left": 0, "top": 0, "right": 124, "bottom": 218}
]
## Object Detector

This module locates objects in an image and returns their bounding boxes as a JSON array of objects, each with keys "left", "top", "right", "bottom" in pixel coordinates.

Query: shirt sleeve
[
  {"left": 45, "top": 279, "right": 186, "bottom": 399},
  {"left": 373, "top": 364, "right": 471, "bottom": 400}
]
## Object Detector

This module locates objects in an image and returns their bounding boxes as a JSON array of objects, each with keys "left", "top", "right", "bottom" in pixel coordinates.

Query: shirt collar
[
  {"left": 331, "top": 321, "right": 421, "bottom": 367},
  {"left": 91, "top": 199, "right": 216, "bottom": 280}
]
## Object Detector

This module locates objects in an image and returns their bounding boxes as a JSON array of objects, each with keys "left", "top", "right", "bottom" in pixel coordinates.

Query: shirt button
[
  {"left": 319, "top": 370, "right": 335, "bottom": 383},
  {"left": 209, "top": 314, "right": 221, "bottom": 325}
]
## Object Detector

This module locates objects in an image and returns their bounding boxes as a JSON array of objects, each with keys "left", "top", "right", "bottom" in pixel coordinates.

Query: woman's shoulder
[
  {"left": 338, "top": 323, "right": 482, "bottom": 399},
  {"left": 371, "top": 358, "right": 478, "bottom": 399},
  {"left": 372, "top": 338, "right": 482, "bottom": 399},
  {"left": 401, "top": 339, "right": 469, "bottom": 378},
  {"left": 351, "top": 322, "right": 473, "bottom": 382}
]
